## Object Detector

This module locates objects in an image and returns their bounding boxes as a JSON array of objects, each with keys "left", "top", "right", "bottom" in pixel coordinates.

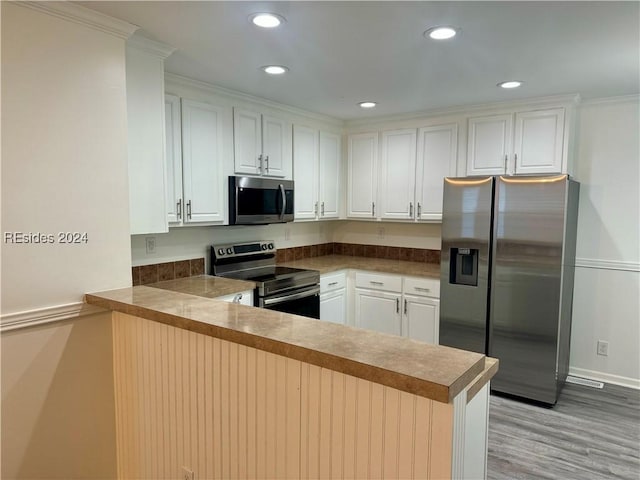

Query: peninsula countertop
[
  {"left": 85, "top": 285, "right": 494, "bottom": 404},
  {"left": 277, "top": 254, "right": 441, "bottom": 278}
]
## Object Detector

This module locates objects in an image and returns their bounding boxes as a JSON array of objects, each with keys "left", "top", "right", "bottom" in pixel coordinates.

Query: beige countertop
[
  {"left": 278, "top": 254, "right": 441, "bottom": 278},
  {"left": 85, "top": 285, "right": 494, "bottom": 404},
  {"left": 150, "top": 275, "right": 255, "bottom": 298}
]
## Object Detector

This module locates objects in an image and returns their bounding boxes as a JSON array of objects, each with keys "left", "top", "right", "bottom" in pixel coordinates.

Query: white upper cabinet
[
  {"left": 467, "top": 106, "right": 567, "bottom": 176},
  {"left": 165, "top": 96, "right": 227, "bottom": 226},
  {"left": 126, "top": 36, "right": 174, "bottom": 235},
  {"left": 318, "top": 131, "right": 341, "bottom": 219},
  {"left": 513, "top": 108, "right": 565, "bottom": 175},
  {"left": 347, "top": 132, "right": 378, "bottom": 219},
  {"left": 293, "top": 125, "right": 319, "bottom": 220},
  {"left": 233, "top": 108, "right": 291, "bottom": 178},
  {"left": 379, "top": 129, "right": 417, "bottom": 220},
  {"left": 415, "top": 124, "right": 458, "bottom": 221},
  {"left": 293, "top": 126, "right": 341, "bottom": 221}
]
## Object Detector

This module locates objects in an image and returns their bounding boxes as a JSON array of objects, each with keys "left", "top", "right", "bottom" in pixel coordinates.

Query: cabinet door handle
[
  {"left": 177, "top": 199, "right": 182, "bottom": 220},
  {"left": 372, "top": 202, "right": 375, "bottom": 216},
  {"left": 259, "top": 154, "right": 264, "bottom": 174},
  {"left": 369, "top": 281, "right": 384, "bottom": 286},
  {"left": 504, "top": 154, "right": 508, "bottom": 174},
  {"left": 409, "top": 202, "right": 413, "bottom": 217},
  {"left": 404, "top": 299, "right": 407, "bottom": 315},
  {"left": 186, "top": 200, "right": 192, "bottom": 220},
  {"left": 417, "top": 202, "right": 422, "bottom": 217},
  {"left": 321, "top": 202, "right": 325, "bottom": 216},
  {"left": 328, "top": 281, "right": 338, "bottom": 286},
  {"left": 514, "top": 154, "right": 518, "bottom": 175},
  {"left": 396, "top": 297, "right": 400, "bottom": 313},
  {"left": 265, "top": 155, "right": 270, "bottom": 174},
  {"left": 314, "top": 202, "right": 318, "bottom": 216},
  {"left": 414, "top": 287, "right": 431, "bottom": 293}
]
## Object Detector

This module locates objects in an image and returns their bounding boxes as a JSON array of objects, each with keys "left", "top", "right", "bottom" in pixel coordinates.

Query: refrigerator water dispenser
[{"left": 449, "top": 248, "right": 478, "bottom": 286}]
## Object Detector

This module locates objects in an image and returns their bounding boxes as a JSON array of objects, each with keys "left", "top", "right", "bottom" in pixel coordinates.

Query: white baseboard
[
  {"left": 1, "top": 302, "right": 108, "bottom": 333},
  {"left": 568, "top": 367, "right": 640, "bottom": 390}
]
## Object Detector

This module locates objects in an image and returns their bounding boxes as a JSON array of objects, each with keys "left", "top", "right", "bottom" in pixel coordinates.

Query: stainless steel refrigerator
[{"left": 440, "top": 175, "right": 579, "bottom": 405}]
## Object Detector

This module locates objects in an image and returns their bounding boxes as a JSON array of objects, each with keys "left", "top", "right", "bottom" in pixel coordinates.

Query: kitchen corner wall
[{"left": 570, "top": 97, "right": 640, "bottom": 388}]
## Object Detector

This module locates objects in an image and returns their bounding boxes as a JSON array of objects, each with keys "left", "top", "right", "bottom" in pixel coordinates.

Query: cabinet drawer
[
  {"left": 355, "top": 271, "right": 402, "bottom": 292},
  {"left": 320, "top": 271, "right": 347, "bottom": 293},
  {"left": 404, "top": 277, "right": 440, "bottom": 298}
]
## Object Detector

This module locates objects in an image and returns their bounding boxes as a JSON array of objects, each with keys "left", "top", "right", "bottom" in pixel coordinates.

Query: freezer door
[
  {"left": 489, "top": 175, "right": 568, "bottom": 404},
  {"left": 440, "top": 176, "right": 494, "bottom": 354}
]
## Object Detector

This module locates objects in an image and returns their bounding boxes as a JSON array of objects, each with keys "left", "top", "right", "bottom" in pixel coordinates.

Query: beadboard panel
[{"left": 112, "top": 312, "right": 455, "bottom": 479}]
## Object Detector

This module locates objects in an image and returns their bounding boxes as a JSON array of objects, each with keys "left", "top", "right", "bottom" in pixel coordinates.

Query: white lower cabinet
[
  {"left": 350, "top": 271, "right": 440, "bottom": 344},
  {"left": 320, "top": 271, "right": 347, "bottom": 324}
]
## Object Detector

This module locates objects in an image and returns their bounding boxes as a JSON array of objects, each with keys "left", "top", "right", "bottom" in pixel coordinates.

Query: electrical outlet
[
  {"left": 597, "top": 340, "right": 609, "bottom": 356},
  {"left": 145, "top": 236, "right": 156, "bottom": 254},
  {"left": 181, "top": 466, "right": 195, "bottom": 480},
  {"left": 378, "top": 227, "right": 385, "bottom": 239}
]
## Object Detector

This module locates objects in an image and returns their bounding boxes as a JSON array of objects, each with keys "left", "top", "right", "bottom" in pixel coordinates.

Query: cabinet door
[
  {"left": 347, "top": 132, "right": 378, "bottom": 219},
  {"left": 513, "top": 108, "right": 565, "bottom": 175},
  {"left": 320, "top": 289, "right": 346, "bottom": 324},
  {"left": 181, "top": 99, "right": 224, "bottom": 223},
  {"left": 165, "top": 94, "right": 183, "bottom": 224},
  {"left": 403, "top": 295, "right": 439, "bottom": 345},
  {"left": 293, "top": 125, "right": 319, "bottom": 220},
  {"left": 318, "top": 131, "right": 341, "bottom": 219},
  {"left": 262, "top": 114, "right": 290, "bottom": 178},
  {"left": 126, "top": 45, "right": 168, "bottom": 234},
  {"left": 467, "top": 114, "right": 513, "bottom": 176},
  {"left": 415, "top": 124, "right": 458, "bottom": 221},
  {"left": 354, "top": 289, "right": 402, "bottom": 335},
  {"left": 379, "top": 129, "right": 417, "bottom": 220},
  {"left": 233, "top": 108, "right": 262, "bottom": 175}
]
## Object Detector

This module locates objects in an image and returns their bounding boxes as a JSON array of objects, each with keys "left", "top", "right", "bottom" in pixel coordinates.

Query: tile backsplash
[{"left": 132, "top": 258, "right": 205, "bottom": 286}]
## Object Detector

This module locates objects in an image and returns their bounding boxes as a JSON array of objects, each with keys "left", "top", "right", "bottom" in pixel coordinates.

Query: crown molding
[
  {"left": 1, "top": 302, "right": 108, "bottom": 333},
  {"left": 344, "top": 93, "right": 582, "bottom": 130},
  {"left": 127, "top": 34, "right": 176, "bottom": 59},
  {"left": 580, "top": 94, "right": 640, "bottom": 106},
  {"left": 165, "top": 72, "right": 344, "bottom": 128},
  {"left": 16, "top": 1, "right": 139, "bottom": 39}
]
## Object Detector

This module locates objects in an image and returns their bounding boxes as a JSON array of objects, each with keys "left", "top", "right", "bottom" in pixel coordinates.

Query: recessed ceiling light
[
  {"left": 358, "top": 101, "right": 377, "bottom": 109},
  {"left": 498, "top": 80, "right": 523, "bottom": 89},
  {"left": 250, "top": 13, "right": 285, "bottom": 28},
  {"left": 261, "top": 65, "right": 289, "bottom": 75},
  {"left": 424, "top": 26, "right": 459, "bottom": 40}
]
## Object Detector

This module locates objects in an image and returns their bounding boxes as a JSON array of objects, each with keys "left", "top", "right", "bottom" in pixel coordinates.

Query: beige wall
[
  {"left": 1, "top": 3, "right": 132, "bottom": 478},
  {"left": 1, "top": 313, "right": 117, "bottom": 479}
]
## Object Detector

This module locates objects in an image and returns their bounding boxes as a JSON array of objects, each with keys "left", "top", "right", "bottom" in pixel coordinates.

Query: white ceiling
[{"left": 79, "top": 1, "right": 639, "bottom": 120}]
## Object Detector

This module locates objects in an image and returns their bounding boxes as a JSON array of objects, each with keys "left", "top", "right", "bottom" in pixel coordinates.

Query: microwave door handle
[{"left": 279, "top": 183, "right": 286, "bottom": 220}]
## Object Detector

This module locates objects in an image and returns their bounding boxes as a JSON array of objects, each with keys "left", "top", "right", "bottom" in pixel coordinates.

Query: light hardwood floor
[{"left": 488, "top": 382, "right": 640, "bottom": 479}]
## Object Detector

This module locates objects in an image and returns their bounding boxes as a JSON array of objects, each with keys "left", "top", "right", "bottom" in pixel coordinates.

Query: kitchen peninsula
[{"left": 86, "top": 283, "right": 498, "bottom": 480}]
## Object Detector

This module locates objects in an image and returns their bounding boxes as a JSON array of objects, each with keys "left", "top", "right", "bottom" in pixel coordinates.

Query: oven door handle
[
  {"left": 279, "top": 183, "right": 286, "bottom": 220},
  {"left": 263, "top": 286, "right": 320, "bottom": 307}
]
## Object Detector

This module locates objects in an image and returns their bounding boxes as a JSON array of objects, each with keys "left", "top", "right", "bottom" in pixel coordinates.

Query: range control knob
[
  {"left": 268, "top": 243, "right": 275, "bottom": 250},
  {"left": 261, "top": 244, "right": 268, "bottom": 251},
  {"left": 217, "top": 248, "right": 225, "bottom": 256},
  {"left": 226, "top": 247, "right": 233, "bottom": 254}
]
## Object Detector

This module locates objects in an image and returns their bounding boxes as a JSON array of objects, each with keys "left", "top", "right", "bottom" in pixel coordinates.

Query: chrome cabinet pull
[
  {"left": 414, "top": 287, "right": 431, "bottom": 292},
  {"left": 321, "top": 202, "right": 325, "bottom": 216},
  {"left": 328, "top": 281, "right": 338, "bottom": 286},
  {"left": 314, "top": 202, "right": 319, "bottom": 216},
  {"left": 370, "top": 281, "right": 383, "bottom": 285},
  {"left": 504, "top": 154, "right": 508, "bottom": 174},
  {"left": 177, "top": 199, "right": 182, "bottom": 220},
  {"left": 514, "top": 153, "right": 518, "bottom": 175},
  {"left": 404, "top": 299, "right": 407, "bottom": 314},
  {"left": 186, "top": 200, "right": 192, "bottom": 220},
  {"left": 372, "top": 202, "right": 375, "bottom": 216},
  {"left": 409, "top": 202, "right": 413, "bottom": 217},
  {"left": 265, "top": 155, "right": 270, "bottom": 174},
  {"left": 396, "top": 297, "right": 400, "bottom": 313},
  {"left": 417, "top": 202, "right": 422, "bottom": 217}
]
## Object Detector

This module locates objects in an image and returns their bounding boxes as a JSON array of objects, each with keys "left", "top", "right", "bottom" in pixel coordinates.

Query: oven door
[{"left": 258, "top": 285, "right": 320, "bottom": 319}]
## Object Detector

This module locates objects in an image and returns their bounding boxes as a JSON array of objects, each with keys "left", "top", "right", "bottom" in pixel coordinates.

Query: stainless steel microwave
[{"left": 228, "top": 176, "right": 294, "bottom": 225}]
